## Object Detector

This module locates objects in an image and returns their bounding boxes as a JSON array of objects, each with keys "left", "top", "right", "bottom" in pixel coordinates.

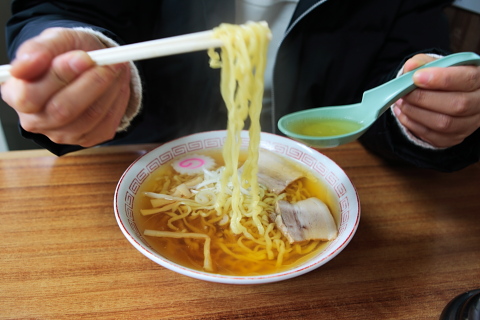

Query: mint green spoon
[{"left": 278, "top": 52, "right": 480, "bottom": 148}]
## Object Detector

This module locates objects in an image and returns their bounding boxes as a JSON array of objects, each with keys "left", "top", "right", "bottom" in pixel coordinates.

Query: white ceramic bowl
[{"left": 114, "top": 131, "right": 360, "bottom": 284}]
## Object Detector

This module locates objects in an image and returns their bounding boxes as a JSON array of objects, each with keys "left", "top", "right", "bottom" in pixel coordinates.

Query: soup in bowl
[{"left": 114, "top": 131, "right": 360, "bottom": 284}]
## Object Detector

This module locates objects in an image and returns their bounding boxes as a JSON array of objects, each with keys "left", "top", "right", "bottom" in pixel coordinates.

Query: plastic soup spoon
[{"left": 278, "top": 52, "right": 480, "bottom": 148}]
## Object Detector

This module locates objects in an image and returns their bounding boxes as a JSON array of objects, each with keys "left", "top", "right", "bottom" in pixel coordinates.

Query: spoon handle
[{"left": 362, "top": 52, "right": 480, "bottom": 119}]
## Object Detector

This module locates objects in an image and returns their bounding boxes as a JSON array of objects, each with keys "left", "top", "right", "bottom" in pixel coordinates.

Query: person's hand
[
  {"left": 393, "top": 53, "right": 480, "bottom": 148},
  {"left": 0, "top": 27, "right": 131, "bottom": 147}
]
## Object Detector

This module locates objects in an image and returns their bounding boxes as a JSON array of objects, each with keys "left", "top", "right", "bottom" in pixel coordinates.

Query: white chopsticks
[
  {"left": 0, "top": 30, "right": 223, "bottom": 84},
  {"left": 0, "top": 65, "right": 12, "bottom": 84}
]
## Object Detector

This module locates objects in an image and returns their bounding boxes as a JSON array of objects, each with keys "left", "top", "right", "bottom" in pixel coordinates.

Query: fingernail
[
  {"left": 113, "top": 62, "right": 128, "bottom": 71},
  {"left": 12, "top": 53, "right": 35, "bottom": 66},
  {"left": 393, "top": 105, "right": 402, "bottom": 117},
  {"left": 413, "top": 71, "right": 432, "bottom": 85},
  {"left": 17, "top": 53, "right": 32, "bottom": 62},
  {"left": 11, "top": 53, "right": 41, "bottom": 71},
  {"left": 68, "top": 51, "right": 93, "bottom": 74},
  {"left": 110, "top": 62, "right": 128, "bottom": 76}
]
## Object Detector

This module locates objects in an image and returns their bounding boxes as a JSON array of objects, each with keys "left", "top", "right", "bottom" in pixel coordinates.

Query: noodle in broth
[{"left": 135, "top": 150, "right": 337, "bottom": 276}]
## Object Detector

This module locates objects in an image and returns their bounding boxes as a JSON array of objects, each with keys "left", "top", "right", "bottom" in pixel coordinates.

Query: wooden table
[{"left": 0, "top": 142, "right": 479, "bottom": 319}]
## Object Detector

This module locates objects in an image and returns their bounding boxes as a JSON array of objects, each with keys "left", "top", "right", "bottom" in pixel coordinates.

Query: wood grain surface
[{"left": 0, "top": 142, "right": 479, "bottom": 320}]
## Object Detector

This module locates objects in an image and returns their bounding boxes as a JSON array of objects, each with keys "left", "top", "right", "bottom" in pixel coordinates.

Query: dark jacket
[{"left": 6, "top": 0, "right": 480, "bottom": 171}]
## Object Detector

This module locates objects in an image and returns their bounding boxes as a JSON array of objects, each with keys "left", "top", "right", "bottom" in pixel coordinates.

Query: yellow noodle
[
  {"left": 264, "top": 223, "right": 275, "bottom": 260},
  {"left": 144, "top": 230, "right": 213, "bottom": 271},
  {"left": 218, "top": 242, "right": 266, "bottom": 262},
  {"left": 274, "top": 239, "right": 286, "bottom": 268},
  {"left": 150, "top": 199, "right": 175, "bottom": 207},
  {"left": 209, "top": 22, "right": 270, "bottom": 237}
]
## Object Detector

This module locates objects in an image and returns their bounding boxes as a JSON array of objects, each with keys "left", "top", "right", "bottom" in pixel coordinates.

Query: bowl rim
[{"left": 114, "top": 130, "right": 360, "bottom": 284}]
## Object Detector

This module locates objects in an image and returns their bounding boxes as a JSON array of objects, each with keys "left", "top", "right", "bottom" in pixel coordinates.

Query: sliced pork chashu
[
  {"left": 240, "top": 149, "right": 304, "bottom": 194},
  {"left": 272, "top": 197, "right": 338, "bottom": 244}
]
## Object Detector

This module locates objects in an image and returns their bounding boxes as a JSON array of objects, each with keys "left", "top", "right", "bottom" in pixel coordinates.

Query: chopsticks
[
  {"left": 0, "top": 65, "right": 11, "bottom": 84},
  {"left": 0, "top": 30, "right": 223, "bottom": 84}
]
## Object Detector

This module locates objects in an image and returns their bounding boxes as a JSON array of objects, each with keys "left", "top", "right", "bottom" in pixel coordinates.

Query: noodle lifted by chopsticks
[{"left": 208, "top": 21, "right": 271, "bottom": 237}]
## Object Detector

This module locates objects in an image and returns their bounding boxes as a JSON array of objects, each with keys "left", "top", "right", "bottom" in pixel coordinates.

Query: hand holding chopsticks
[
  {"left": 0, "top": 28, "right": 224, "bottom": 148},
  {"left": 0, "top": 30, "right": 223, "bottom": 84}
]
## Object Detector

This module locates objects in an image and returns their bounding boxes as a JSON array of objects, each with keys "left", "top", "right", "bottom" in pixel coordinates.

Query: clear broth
[
  {"left": 134, "top": 149, "right": 339, "bottom": 276},
  {"left": 289, "top": 118, "right": 362, "bottom": 137}
]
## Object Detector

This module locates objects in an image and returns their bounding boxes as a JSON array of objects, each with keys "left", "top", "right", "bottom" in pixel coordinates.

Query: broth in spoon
[{"left": 287, "top": 118, "right": 363, "bottom": 137}]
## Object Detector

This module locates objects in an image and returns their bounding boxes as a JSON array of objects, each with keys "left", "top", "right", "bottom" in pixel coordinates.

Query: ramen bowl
[{"left": 114, "top": 130, "right": 360, "bottom": 284}]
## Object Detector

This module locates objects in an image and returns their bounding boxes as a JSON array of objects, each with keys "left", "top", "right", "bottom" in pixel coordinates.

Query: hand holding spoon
[{"left": 278, "top": 52, "right": 480, "bottom": 148}]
